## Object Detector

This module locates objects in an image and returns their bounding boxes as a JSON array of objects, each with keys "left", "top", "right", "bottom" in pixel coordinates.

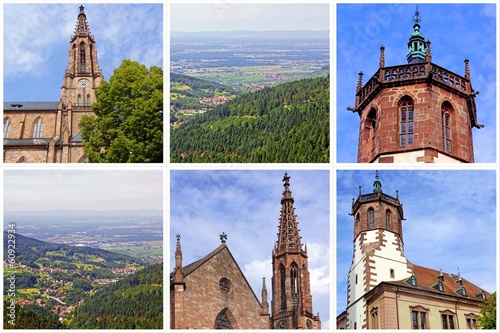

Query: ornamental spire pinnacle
[
  {"left": 275, "top": 173, "right": 302, "bottom": 254},
  {"left": 407, "top": 5, "right": 426, "bottom": 64},
  {"left": 72, "top": 5, "right": 93, "bottom": 41}
]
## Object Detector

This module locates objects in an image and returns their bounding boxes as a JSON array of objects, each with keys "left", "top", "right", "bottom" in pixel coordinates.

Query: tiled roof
[
  {"left": 391, "top": 264, "right": 491, "bottom": 300},
  {"left": 4, "top": 102, "right": 59, "bottom": 111}
]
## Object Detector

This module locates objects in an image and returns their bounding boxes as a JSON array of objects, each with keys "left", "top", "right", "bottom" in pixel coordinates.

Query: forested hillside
[
  {"left": 70, "top": 263, "right": 163, "bottom": 329},
  {"left": 170, "top": 75, "right": 329, "bottom": 163}
]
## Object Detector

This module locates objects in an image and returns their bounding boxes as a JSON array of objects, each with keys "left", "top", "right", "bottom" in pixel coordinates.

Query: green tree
[
  {"left": 81, "top": 59, "right": 163, "bottom": 163},
  {"left": 477, "top": 291, "right": 496, "bottom": 329}
]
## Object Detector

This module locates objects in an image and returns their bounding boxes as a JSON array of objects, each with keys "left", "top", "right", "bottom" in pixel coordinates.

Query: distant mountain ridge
[{"left": 5, "top": 209, "right": 162, "bottom": 217}]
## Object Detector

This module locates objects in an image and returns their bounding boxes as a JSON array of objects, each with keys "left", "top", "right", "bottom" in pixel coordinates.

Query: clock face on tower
[{"left": 78, "top": 79, "right": 89, "bottom": 88}]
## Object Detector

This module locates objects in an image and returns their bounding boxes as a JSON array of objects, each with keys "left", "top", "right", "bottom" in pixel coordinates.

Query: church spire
[
  {"left": 261, "top": 277, "right": 269, "bottom": 315},
  {"left": 406, "top": 5, "right": 426, "bottom": 64},
  {"left": 373, "top": 170, "right": 382, "bottom": 193},
  {"left": 72, "top": 5, "right": 94, "bottom": 41},
  {"left": 275, "top": 173, "right": 302, "bottom": 254},
  {"left": 174, "top": 234, "right": 184, "bottom": 283}
]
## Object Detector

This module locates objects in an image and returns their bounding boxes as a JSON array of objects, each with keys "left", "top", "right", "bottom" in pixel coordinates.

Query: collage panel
[
  {"left": 3, "top": 169, "right": 164, "bottom": 329},
  {"left": 3, "top": 3, "right": 164, "bottom": 164},
  {"left": 169, "top": 3, "right": 330, "bottom": 163},
  {"left": 336, "top": 3, "right": 497, "bottom": 164},
  {"left": 169, "top": 169, "right": 330, "bottom": 329},
  {"left": 336, "top": 169, "right": 497, "bottom": 329}
]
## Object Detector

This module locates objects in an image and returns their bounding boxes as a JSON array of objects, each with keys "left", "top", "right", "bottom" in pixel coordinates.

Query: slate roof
[
  {"left": 3, "top": 138, "right": 52, "bottom": 146},
  {"left": 389, "top": 264, "right": 491, "bottom": 300},
  {"left": 4, "top": 102, "right": 59, "bottom": 111}
]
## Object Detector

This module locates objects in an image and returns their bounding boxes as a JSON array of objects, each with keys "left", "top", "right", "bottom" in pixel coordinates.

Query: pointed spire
[
  {"left": 356, "top": 71, "right": 364, "bottom": 93},
  {"left": 407, "top": 5, "right": 426, "bottom": 64},
  {"left": 72, "top": 5, "right": 92, "bottom": 39},
  {"left": 261, "top": 277, "right": 269, "bottom": 314},
  {"left": 373, "top": 170, "right": 382, "bottom": 193},
  {"left": 464, "top": 58, "right": 470, "bottom": 80},
  {"left": 276, "top": 173, "right": 302, "bottom": 254},
  {"left": 174, "top": 234, "right": 184, "bottom": 283},
  {"left": 425, "top": 40, "right": 432, "bottom": 62},
  {"left": 379, "top": 46, "right": 385, "bottom": 68}
]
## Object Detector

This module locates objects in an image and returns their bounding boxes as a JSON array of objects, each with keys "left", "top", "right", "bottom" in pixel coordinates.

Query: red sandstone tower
[
  {"left": 349, "top": 7, "right": 482, "bottom": 163},
  {"left": 271, "top": 173, "right": 321, "bottom": 329}
]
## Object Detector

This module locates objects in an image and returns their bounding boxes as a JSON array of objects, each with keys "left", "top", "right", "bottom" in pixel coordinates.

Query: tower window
[
  {"left": 291, "top": 264, "right": 298, "bottom": 310},
  {"left": 368, "top": 108, "right": 377, "bottom": 158},
  {"left": 4, "top": 118, "right": 11, "bottom": 138},
  {"left": 80, "top": 42, "right": 86, "bottom": 73},
  {"left": 87, "top": 94, "right": 91, "bottom": 106},
  {"left": 33, "top": 118, "right": 43, "bottom": 138},
  {"left": 368, "top": 208, "right": 375, "bottom": 228},
  {"left": 390, "top": 268, "right": 395, "bottom": 279},
  {"left": 399, "top": 97, "right": 414, "bottom": 146},
  {"left": 386, "top": 210, "right": 391, "bottom": 229},
  {"left": 280, "top": 265, "right": 286, "bottom": 310},
  {"left": 441, "top": 102, "right": 453, "bottom": 153},
  {"left": 78, "top": 94, "right": 82, "bottom": 106}
]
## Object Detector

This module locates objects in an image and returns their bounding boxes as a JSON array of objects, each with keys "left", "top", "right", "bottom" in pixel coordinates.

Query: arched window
[
  {"left": 291, "top": 263, "right": 298, "bottom": 310},
  {"left": 368, "top": 208, "right": 375, "bottom": 228},
  {"left": 399, "top": 96, "right": 414, "bottom": 146},
  {"left": 280, "top": 265, "right": 286, "bottom": 310},
  {"left": 386, "top": 210, "right": 391, "bottom": 229},
  {"left": 4, "top": 118, "right": 11, "bottom": 138},
  {"left": 79, "top": 42, "right": 86, "bottom": 72},
  {"left": 214, "top": 308, "right": 235, "bottom": 329},
  {"left": 77, "top": 94, "right": 82, "bottom": 106},
  {"left": 33, "top": 118, "right": 43, "bottom": 138},
  {"left": 355, "top": 213, "right": 360, "bottom": 229},
  {"left": 368, "top": 108, "right": 377, "bottom": 158},
  {"left": 441, "top": 102, "right": 453, "bottom": 153},
  {"left": 86, "top": 94, "right": 91, "bottom": 106}
]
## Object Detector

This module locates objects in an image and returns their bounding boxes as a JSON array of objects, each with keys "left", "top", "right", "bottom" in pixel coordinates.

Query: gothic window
[
  {"left": 214, "top": 310, "right": 232, "bottom": 329},
  {"left": 280, "top": 265, "right": 286, "bottom": 310},
  {"left": 79, "top": 42, "right": 86, "bottom": 73},
  {"left": 368, "top": 208, "right": 375, "bottom": 228},
  {"left": 441, "top": 102, "right": 453, "bottom": 153},
  {"left": 368, "top": 108, "right": 377, "bottom": 158},
  {"left": 355, "top": 213, "right": 360, "bottom": 229},
  {"left": 291, "top": 263, "right": 298, "bottom": 310},
  {"left": 399, "top": 96, "right": 414, "bottom": 147},
  {"left": 16, "top": 156, "right": 27, "bottom": 163},
  {"left": 87, "top": 94, "right": 91, "bottom": 106},
  {"left": 440, "top": 310, "right": 456, "bottom": 329},
  {"left": 386, "top": 210, "right": 391, "bottom": 229},
  {"left": 4, "top": 118, "right": 11, "bottom": 138},
  {"left": 78, "top": 94, "right": 82, "bottom": 106},
  {"left": 33, "top": 118, "right": 43, "bottom": 138}
]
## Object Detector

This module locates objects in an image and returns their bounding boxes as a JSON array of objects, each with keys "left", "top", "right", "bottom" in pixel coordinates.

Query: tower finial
[
  {"left": 373, "top": 171, "right": 382, "bottom": 193},
  {"left": 413, "top": 4, "right": 421, "bottom": 25},
  {"left": 379, "top": 45, "right": 385, "bottom": 68},
  {"left": 356, "top": 71, "right": 364, "bottom": 93}
]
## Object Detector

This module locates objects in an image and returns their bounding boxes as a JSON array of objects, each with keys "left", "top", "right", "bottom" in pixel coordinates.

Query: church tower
[
  {"left": 349, "top": 7, "right": 481, "bottom": 163},
  {"left": 54, "top": 5, "right": 103, "bottom": 162},
  {"left": 346, "top": 172, "right": 412, "bottom": 329},
  {"left": 271, "top": 173, "right": 321, "bottom": 329}
]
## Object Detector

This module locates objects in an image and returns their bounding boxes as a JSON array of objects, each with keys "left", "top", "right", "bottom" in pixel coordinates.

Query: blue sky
[
  {"left": 336, "top": 4, "right": 497, "bottom": 163},
  {"left": 3, "top": 169, "right": 163, "bottom": 212},
  {"left": 170, "top": 170, "right": 331, "bottom": 329},
  {"left": 3, "top": 3, "right": 163, "bottom": 102},
  {"left": 170, "top": 3, "right": 330, "bottom": 32},
  {"left": 336, "top": 169, "right": 498, "bottom": 316}
]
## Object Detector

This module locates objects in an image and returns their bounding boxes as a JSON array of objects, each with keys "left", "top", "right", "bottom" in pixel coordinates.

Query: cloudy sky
[
  {"left": 3, "top": 169, "right": 163, "bottom": 212},
  {"left": 336, "top": 4, "right": 497, "bottom": 163},
  {"left": 170, "top": 170, "right": 331, "bottom": 329},
  {"left": 336, "top": 169, "right": 498, "bottom": 316},
  {"left": 3, "top": 3, "right": 163, "bottom": 102},
  {"left": 170, "top": 2, "right": 330, "bottom": 32}
]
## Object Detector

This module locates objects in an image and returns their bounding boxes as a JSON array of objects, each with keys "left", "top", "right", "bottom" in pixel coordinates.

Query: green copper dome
[{"left": 406, "top": 8, "right": 426, "bottom": 64}]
